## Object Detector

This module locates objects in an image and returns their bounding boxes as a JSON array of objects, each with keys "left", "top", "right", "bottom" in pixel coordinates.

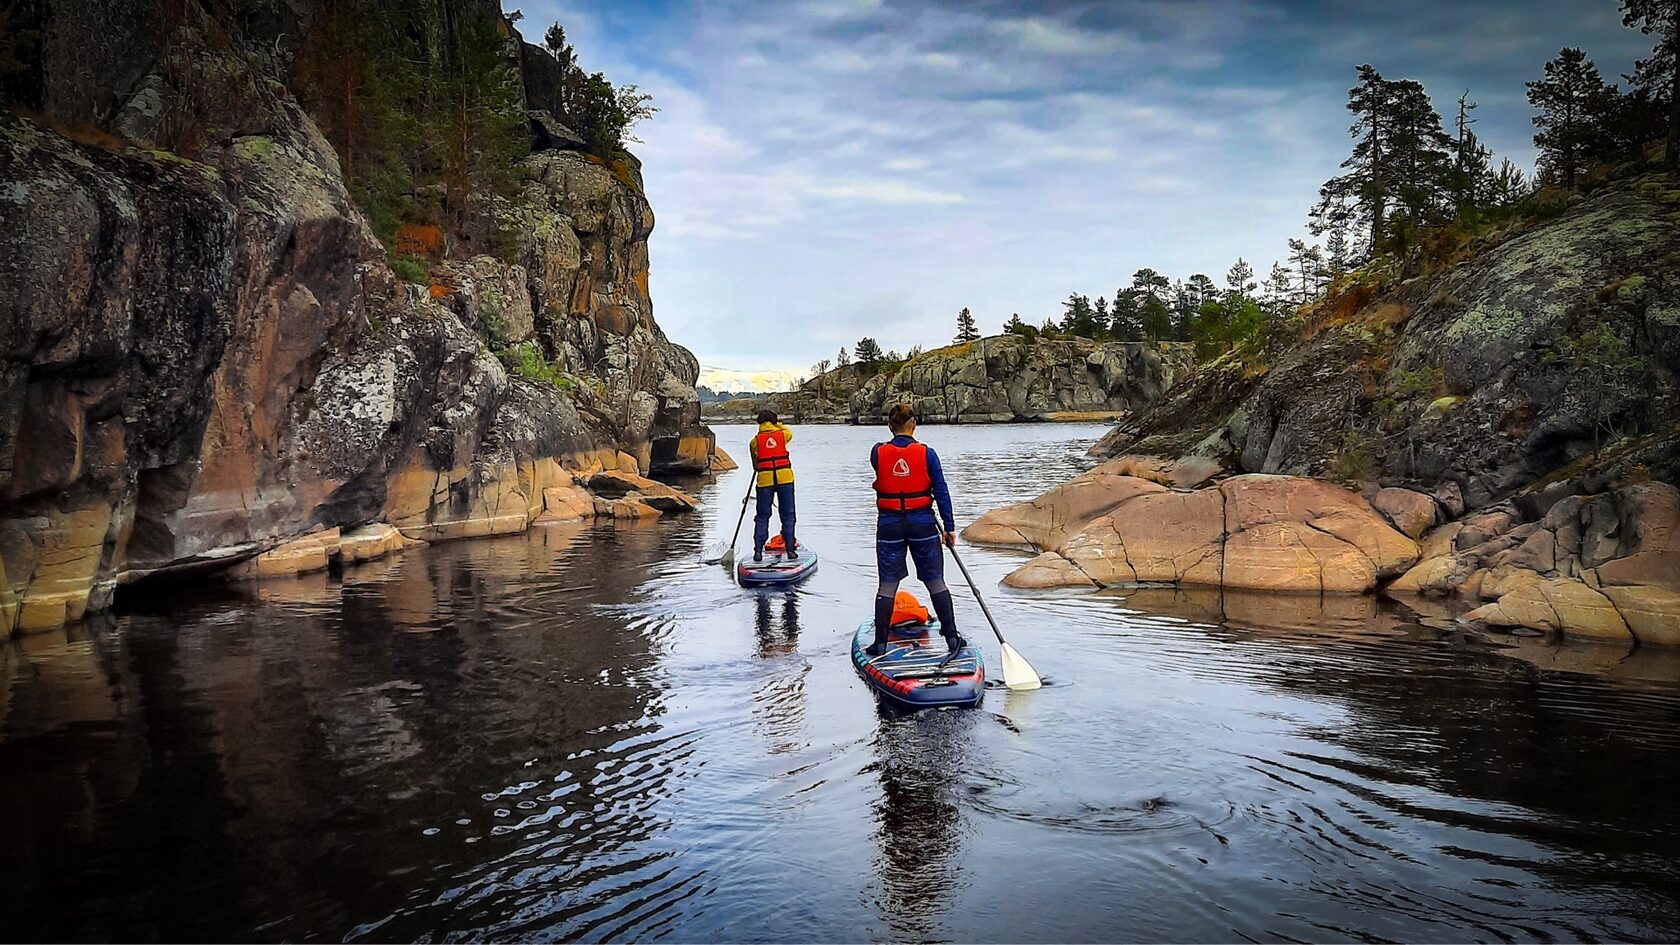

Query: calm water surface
[{"left": 3, "top": 423, "right": 1679, "bottom": 942}]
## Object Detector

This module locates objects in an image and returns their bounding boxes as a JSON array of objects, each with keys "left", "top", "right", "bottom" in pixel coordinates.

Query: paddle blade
[
  {"left": 999, "top": 642, "right": 1042, "bottom": 690},
  {"left": 702, "top": 539, "right": 731, "bottom": 565}
]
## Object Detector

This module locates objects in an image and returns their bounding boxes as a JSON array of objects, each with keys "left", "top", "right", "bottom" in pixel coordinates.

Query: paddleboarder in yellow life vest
[
  {"left": 867, "top": 403, "right": 964, "bottom": 657},
  {"left": 748, "top": 409, "right": 798, "bottom": 562}
]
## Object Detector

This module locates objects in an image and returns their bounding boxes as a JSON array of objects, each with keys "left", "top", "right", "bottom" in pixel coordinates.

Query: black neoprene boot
[
  {"left": 931, "top": 589, "right": 966, "bottom": 653},
  {"left": 866, "top": 595, "right": 893, "bottom": 657}
]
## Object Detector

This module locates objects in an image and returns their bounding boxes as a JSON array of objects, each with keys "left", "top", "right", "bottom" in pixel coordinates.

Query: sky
[{"left": 507, "top": 0, "right": 1653, "bottom": 386}]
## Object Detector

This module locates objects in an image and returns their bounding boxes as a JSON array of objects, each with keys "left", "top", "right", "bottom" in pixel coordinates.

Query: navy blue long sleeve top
[{"left": 870, "top": 435, "right": 955, "bottom": 532}]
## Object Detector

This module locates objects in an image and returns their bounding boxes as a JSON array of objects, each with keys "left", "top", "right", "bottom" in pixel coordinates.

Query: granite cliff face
[
  {"left": 709, "top": 336, "right": 1193, "bottom": 424},
  {"left": 851, "top": 337, "right": 1192, "bottom": 424},
  {"left": 1094, "top": 185, "right": 1680, "bottom": 503},
  {"left": 0, "top": 0, "right": 714, "bottom": 636},
  {"left": 975, "top": 182, "right": 1680, "bottom": 646}
]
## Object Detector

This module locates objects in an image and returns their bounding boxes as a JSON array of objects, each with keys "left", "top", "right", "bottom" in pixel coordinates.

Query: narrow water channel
[{"left": 3, "top": 423, "right": 1677, "bottom": 942}]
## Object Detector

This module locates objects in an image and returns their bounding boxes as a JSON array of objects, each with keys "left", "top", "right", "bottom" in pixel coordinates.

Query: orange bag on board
[{"left": 890, "top": 591, "right": 930, "bottom": 625}]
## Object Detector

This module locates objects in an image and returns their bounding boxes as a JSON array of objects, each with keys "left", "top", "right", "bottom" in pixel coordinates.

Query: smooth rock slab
[
  {"left": 588, "top": 470, "right": 698, "bottom": 513},
  {"left": 997, "top": 472, "right": 1417, "bottom": 594},
  {"left": 230, "top": 528, "right": 341, "bottom": 580},
  {"left": 339, "top": 524, "right": 413, "bottom": 564},
  {"left": 1464, "top": 571, "right": 1632, "bottom": 642},
  {"left": 1002, "top": 552, "right": 1095, "bottom": 589}
]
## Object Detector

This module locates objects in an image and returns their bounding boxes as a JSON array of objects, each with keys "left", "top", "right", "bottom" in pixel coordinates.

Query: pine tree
[
  {"left": 812, "top": 358, "right": 832, "bottom": 404},
  {"left": 954, "top": 307, "right": 980, "bottom": 343},
  {"left": 1126, "top": 269, "right": 1172, "bottom": 341},
  {"left": 1138, "top": 296, "right": 1171, "bottom": 341},
  {"left": 538, "top": 21, "right": 657, "bottom": 155},
  {"left": 1060, "top": 294, "right": 1097, "bottom": 337},
  {"left": 1264, "top": 262, "right": 1294, "bottom": 313},
  {"left": 1324, "top": 227, "right": 1352, "bottom": 278},
  {"left": 1312, "top": 65, "right": 1393, "bottom": 257},
  {"left": 437, "top": 4, "right": 530, "bottom": 240},
  {"left": 1190, "top": 298, "right": 1230, "bottom": 359},
  {"left": 1286, "top": 239, "right": 1325, "bottom": 304},
  {"left": 1225, "top": 258, "right": 1256, "bottom": 300},
  {"left": 1528, "top": 47, "right": 1615, "bottom": 188},
  {"left": 854, "top": 337, "right": 883, "bottom": 364},
  {"left": 1384, "top": 78, "right": 1455, "bottom": 232},
  {"left": 1110, "top": 289, "right": 1142, "bottom": 342},
  {"left": 1451, "top": 90, "right": 1494, "bottom": 211},
  {"left": 1170, "top": 281, "right": 1197, "bottom": 341},
  {"left": 1091, "top": 296, "right": 1112, "bottom": 338},
  {"left": 1489, "top": 157, "right": 1534, "bottom": 207},
  {"left": 1186, "top": 274, "right": 1217, "bottom": 307},
  {"left": 837, "top": 346, "right": 850, "bottom": 368},
  {"left": 1622, "top": 0, "right": 1679, "bottom": 168},
  {"left": 1311, "top": 65, "right": 1452, "bottom": 256}
]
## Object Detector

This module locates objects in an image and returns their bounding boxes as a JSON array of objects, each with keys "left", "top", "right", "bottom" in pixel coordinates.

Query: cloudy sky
[{"left": 509, "top": 0, "right": 1651, "bottom": 385}]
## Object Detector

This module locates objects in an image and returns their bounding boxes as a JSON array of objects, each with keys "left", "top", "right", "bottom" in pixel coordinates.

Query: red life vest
[
  {"left": 874, "top": 441, "right": 934, "bottom": 512},
  {"left": 754, "top": 429, "right": 791, "bottom": 473}
]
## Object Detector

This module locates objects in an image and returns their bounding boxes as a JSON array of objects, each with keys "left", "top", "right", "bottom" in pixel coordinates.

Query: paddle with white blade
[
  {"left": 937, "top": 521, "right": 1042, "bottom": 690},
  {"left": 703, "top": 474, "right": 757, "bottom": 568}
]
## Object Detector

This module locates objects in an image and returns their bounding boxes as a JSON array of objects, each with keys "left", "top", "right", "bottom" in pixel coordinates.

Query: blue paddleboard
[
  {"left": 851, "top": 618, "right": 984, "bottom": 710},
  {"left": 736, "top": 548, "right": 818, "bottom": 586}
]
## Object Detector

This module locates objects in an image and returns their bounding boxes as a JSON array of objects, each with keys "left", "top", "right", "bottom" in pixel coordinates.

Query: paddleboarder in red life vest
[
  {"left": 868, "top": 403, "right": 965, "bottom": 657},
  {"left": 748, "top": 409, "right": 798, "bottom": 562}
]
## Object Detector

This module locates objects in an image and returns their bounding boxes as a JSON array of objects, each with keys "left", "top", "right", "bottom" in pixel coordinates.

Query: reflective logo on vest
[
  {"left": 766, "top": 437, "right": 779, "bottom": 449},
  {"left": 892, "top": 458, "right": 911, "bottom": 476}
]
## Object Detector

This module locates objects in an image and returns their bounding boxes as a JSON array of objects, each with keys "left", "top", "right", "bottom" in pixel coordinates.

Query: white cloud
[
  {"left": 528, "top": 0, "right": 1639, "bottom": 369},
  {"left": 991, "top": 16, "right": 1136, "bottom": 56},
  {"left": 805, "top": 179, "right": 965, "bottom": 205}
]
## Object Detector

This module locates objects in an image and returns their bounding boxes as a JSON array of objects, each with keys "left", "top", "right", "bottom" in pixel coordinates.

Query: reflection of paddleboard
[
  {"left": 736, "top": 549, "right": 819, "bottom": 586},
  {"left": 851, "top": 618, "right": 984, "bottom": 710}
]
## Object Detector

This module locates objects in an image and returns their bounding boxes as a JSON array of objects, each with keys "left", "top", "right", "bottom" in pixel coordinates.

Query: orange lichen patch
[
  {"left": 395, "top": 223, "right": 444, "bottom": 259},
  {"left": 608, "top": 158, "right": 640, "bottom": 190},
  {"left": 1368, "top": 301, "right": 1411, "bottom": 327},
  {"left": 429, "top": 283, "right": 453, "bottom": 299},
  {"left": 633, "top": 269, "right": 649, "bottom": 297},
  {"left": 1331, "top": 282, "right": 1378, "bottom": 323}
]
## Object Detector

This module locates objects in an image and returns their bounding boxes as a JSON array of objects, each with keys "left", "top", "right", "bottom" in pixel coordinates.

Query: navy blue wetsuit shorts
[{"left": 876, "top": 508, "right": 944, "bottom": 583}]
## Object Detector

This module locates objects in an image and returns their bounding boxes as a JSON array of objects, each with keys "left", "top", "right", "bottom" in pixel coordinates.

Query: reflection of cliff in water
[
  {"left": 868, "top": 709, "right": 976, "bottom": 942},
  {"left": 0, "top": 523, "right": 683, "bottom": 941},
  {"left": 1111, "top": 584, "right": 1680, "bottom": 906}
]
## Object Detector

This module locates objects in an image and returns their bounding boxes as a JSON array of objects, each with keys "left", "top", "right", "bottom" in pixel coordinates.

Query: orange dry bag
[{"left": 890, "top": 591, "right": 930, "bottom": 625}]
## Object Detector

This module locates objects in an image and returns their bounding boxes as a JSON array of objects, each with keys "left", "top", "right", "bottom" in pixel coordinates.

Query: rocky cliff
[
  {"left": 1095, "top": 183, "right": 1680, "bottom": 502},
  {"left": 708, "top": 336, "right": 1192, "bottom": 424},
  {"left": 0, "top": 0, "right": 716, "bottom": 636},
  {"left": 973, "top": 179, "right": 1680, "bottom": 647},
  {"left": 853, "top": 337, "right": 1192, "bottom": 423}
]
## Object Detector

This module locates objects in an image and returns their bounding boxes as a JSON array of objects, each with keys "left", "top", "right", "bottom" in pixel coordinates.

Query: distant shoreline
[{"left": 701, "top": 411, "right": 1133, "bottom": 426}]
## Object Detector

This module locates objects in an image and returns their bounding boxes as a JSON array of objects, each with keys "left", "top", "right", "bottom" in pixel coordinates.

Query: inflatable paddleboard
[
  {"left": 736, "top": 548, "right": 818, "bottom": 586},
  {"left": 851, "top": 618, "right": 984, "bottom": 710}
]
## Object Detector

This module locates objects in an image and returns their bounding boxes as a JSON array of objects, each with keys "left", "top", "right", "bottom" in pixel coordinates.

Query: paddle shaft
[
  {"left": 936, "top": 521, "right": 1008, "bottom": 648},
  {"left": 725, "top": 474, "right": 755, "bottom": 556}
]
